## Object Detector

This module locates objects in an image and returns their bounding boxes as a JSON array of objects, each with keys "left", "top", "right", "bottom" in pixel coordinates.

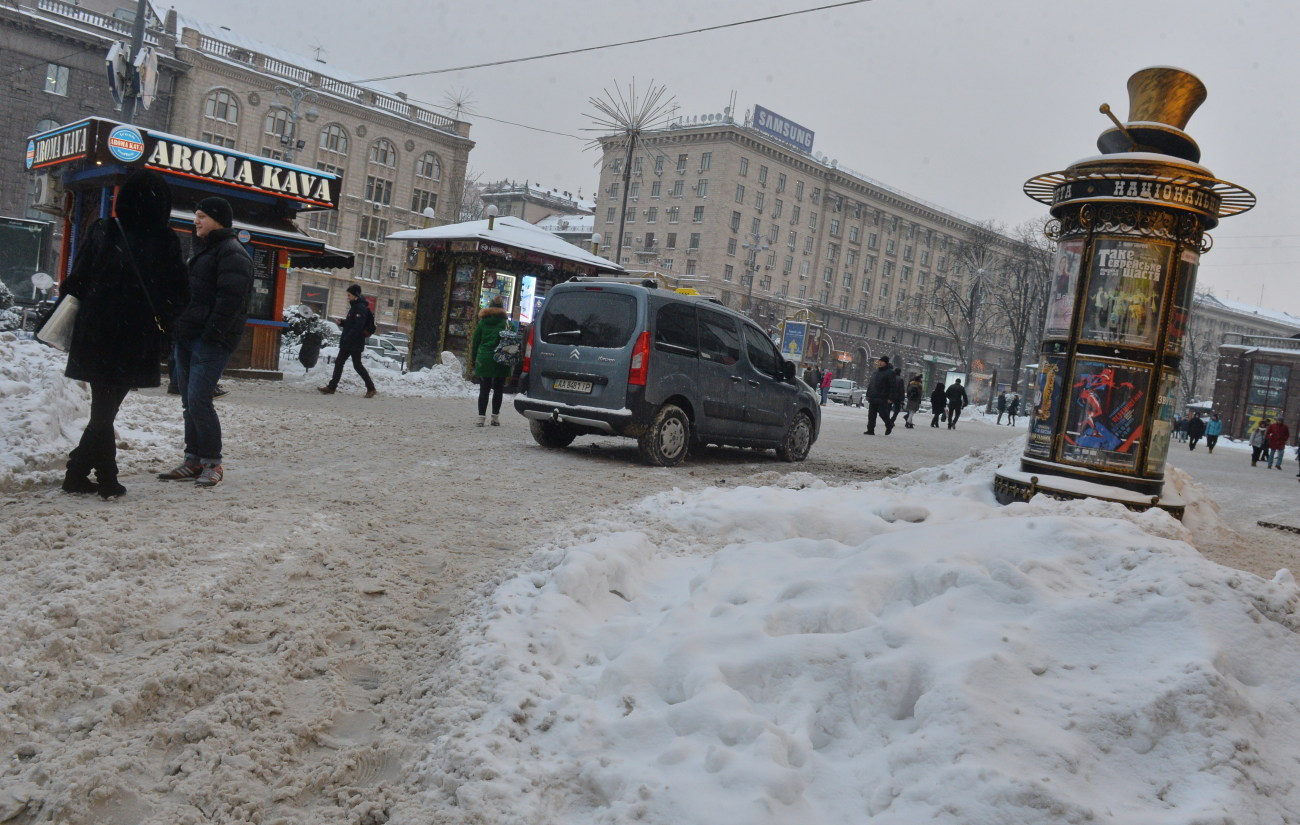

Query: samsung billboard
[{"left": 752, "top": 105, "right": 814, "bottom": 154}]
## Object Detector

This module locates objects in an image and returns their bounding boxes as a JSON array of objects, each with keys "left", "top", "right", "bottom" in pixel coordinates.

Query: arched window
[
  {"left": 262, "top": 108, "right": 290, "bottom": 159},
  {"left": 368, "top": 138, "right": 396, "bottom": 168},
  {"left": 319, "top": 124, "right": 348, "bottom": 157},
  {"left": 200, "top": 90, "right": 239, "bottom": 148},
  {"left": 35, "top": 118, "right": 60, "bottom": 133},
  {"left": 415, "top": 151, "right": 441, "bottom": 181}
]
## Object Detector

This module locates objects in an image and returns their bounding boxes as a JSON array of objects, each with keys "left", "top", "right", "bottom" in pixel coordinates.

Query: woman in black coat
[
  {"left": 929, "top": 382, "right": 947, "bottom": 428},
  {"left": 59, "top": 170, "right": 189, "bottom": 497}
]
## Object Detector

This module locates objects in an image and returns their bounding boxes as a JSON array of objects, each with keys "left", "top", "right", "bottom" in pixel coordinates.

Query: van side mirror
[{"left": 781, "top": 360, "right": 796, "bottom": 381}]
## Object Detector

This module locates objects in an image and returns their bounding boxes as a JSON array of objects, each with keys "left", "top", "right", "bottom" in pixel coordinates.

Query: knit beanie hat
[
  {"left": 347, "top": 284, "right": 362, "bottom": 297},
  {"left": 195, "top": 196, "right": 234, "bottom": 228}
]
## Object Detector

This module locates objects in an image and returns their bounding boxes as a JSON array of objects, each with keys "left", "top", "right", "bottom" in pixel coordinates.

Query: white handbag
[{"left": 35, "top": 295, "right": 80, "bottom": 352}]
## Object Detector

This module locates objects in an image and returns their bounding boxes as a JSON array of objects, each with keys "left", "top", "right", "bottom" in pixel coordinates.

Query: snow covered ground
[{"left": 3, "top": 332, "right": 1299, "bottom": 825}]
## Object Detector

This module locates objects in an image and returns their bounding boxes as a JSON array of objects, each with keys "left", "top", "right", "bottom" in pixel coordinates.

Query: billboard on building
[{"left": 752, "top": 105, "right": 814, "bottom": 154}]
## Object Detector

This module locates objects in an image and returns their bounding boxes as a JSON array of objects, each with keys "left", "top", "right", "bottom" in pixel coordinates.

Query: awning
[{"left": 169, "top": 209, "right": 353, "bottom": 269}]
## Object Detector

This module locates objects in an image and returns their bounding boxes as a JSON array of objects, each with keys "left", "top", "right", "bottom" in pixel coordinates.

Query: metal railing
[
  {"left": 1222, "top": 333, "right": 1300, "bottom": 352},
  {"left": 37, "top": 0, "right": 162, "bottom": 45}
]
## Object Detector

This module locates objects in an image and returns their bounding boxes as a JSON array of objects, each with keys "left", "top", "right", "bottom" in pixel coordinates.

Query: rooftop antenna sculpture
[{"left": 584, "top": 78, "right": 676, "bottom": 256}]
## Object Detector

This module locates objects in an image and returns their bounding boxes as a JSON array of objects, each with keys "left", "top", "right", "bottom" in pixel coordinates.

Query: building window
[
  {"left": 808, "top": 212, "right": 818, "bottom": 230},
  {"left": 788, "top": 230, "right": 797, "bottom": 249},
  {"left": 411, "top": 189, "right": 437, "bottom": 215},
  {"left": 795, "top": 181, "right": 804, "bottom": 201},
  {"left": 606, "top": 207, "right": 616, "bottom": 222},
  {"left": 1249, "top": 363, "right": 1290, "bottom": 408},
  {"left": 846, "top": 249, "right": 858, "bottom": 268},
  {"left": 861, "top": 278, "right": 872, "bottom": 293},
  {"left": 730, "top": 211, "right": 742, "bottom": 232},
  {"left": 751, "top": 217, "right": 761, "bottom": 236},
  {"left": 306, "top": 210, "right": 338, "bottom": 234},
  {"left": 668, "top": 207, "right": 680, "bottom": 223},
  {"left": 44, "top": 63, "right": 71, "bottom": 96},
  {"left": 651, "top": 180, "right": 662, "bottom": 198},
  {"left": 883, "top": 260, "right": 894, "bottom": 278},
  {"left": 415, "top": 151, "right": 442, "bottom": 182},
  {"left": 201, "top": 90, "right": 240, "bottom": 145},
  {"left": 646, "top": 207, "right": 658, "bottom": 223},
  {"left": 783, "top": 256, "right": 793, "bottom": 275},
  {"left": 629, "top": 181, "right": 641, "bottom": 199},
  {"left": 369, "top": 138, "right": 397, "bottom": 167},
  {"left": 886, "top": 239, "right": 896, "bottom": 255},
  {"left": 696, "top": 179, "right": 708, "bottom": 197},
  {"left": 263, "top": 108, "right": 289, "bottom": 145},
  {"left": 666, "top": 233, "right": 677, "bottom": 249},
  {"left": 773, "top": 198, "right": 784, "bottom": 219},
  {"left": 901, "top": 266, "right": 911, "bottom": 282},
  {"left": 739, "top": 157, "right": 749, "bottom": 176},
  {"left": 803, "top": 236, "right": 813, "bottom": 254},
  {"left": 799, "top": 261, "right": 810, "bottom": 279},
  {"left": 689, "top": 232, "right": 701, "bottom": 250},
  {"left": 365, "top": 175, "right": 393, "bottom": 205},
  {"left": 677, "top": 153, "right": 688, "bottom": 173},
  {"left": 880, "top": 283, "right": 890, "bottom": 298},
  {"left": 693, "top": 205, "right": 705, "bottom": 222},
  {"left": 686, "top": 259, "right": 697, "bottom": 275},
  {"left": 727, "top": 238, "right": 738, "bottom": 256},
  {"left": 823, "top": 267, "right": 833, "bottom": 283},
  {"left": 655, "top": 156, "right": 665, "bottom": 175},
  {"left": 868, "top": 233, "right": 879, "bottom": 249},
  {"left": 755, "top": 192, "right": 765, "bottom": 212},
  {"left": 842, "top": 272, "right": 854, "bottom": 289},
  {"left": 723, "top": 264, "right": 734, "bottom": 281},
  {"left": 672, "top": 180, "right": 685, "bottom": 197},
  {"left": 791, "top": 205, "right": 801, "bottom": 226},
  {"left": 625, "top": 207, "right": 636, "bottom": 224},
  {"left": 319, "top": 124, "right": 349, "bottom": 156},
  {"left": 849, "top": 226, "right": 860, "bottom": 244},
  {"left": 758, "top": 165, "right": 768, "bottom": 186},
  {"left": 735, "top": 184, "right": 745, "bottom": 204},
  {"left": 358, "top": 215, "right": 389, "bottom": 245},
  {"left": 700, "top": 152, "right": 712, "bottom": 171}
]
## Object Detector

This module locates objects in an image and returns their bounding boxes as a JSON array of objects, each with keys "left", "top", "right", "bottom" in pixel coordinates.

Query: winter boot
[
  {"left": 490, "top": 414, "right": 500, "bottom": 426},
  {"left": 62, "top": 444, "right": 98, "bottom": 494},
  {"left": 475, "top": 416, "right": 486, "bottom": 427},
  {"left": 92, "top": 435, "right": 125, "bottom": 499}
]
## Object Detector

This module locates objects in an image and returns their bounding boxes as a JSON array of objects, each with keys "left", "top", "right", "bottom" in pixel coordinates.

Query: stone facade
[
  {"left": 594, "top": 117, "right": 1021, "bottom": 391},
  {"left": 1183, "top": 294, "right": 1300, "bottom": 408},
  {"left": 1211, "top": 333, "right": 1300, "bottom": 439},
  {"left": 167, "top": 16, "right": 473, "bottom": 333}
]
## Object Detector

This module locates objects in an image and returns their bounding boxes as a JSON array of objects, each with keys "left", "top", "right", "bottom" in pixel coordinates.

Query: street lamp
[
  {"left": 740, "top": 231, "right": 770, "bottom": 316},
  {"left": 485, "top": 204, "right": 499, "bottom": 230},
  {"left": 590, "top": 232, "right": 602, "bottom": 256},
  {"left": 422, "top": 206, "right": 436, "bottom": 228},
  {"left": 273, "top": 84, "right": 319, "bottom": 163}
]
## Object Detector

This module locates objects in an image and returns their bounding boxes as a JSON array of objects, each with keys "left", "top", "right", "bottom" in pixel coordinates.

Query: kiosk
[
  {"left": 391, "top": 216, "right": 622, "bottom": 371},
  {"left": 24, "top": 117, "right": 352, "bottom": 377}
]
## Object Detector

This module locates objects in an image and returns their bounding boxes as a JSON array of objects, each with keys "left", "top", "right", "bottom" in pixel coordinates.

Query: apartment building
[
  {"left": 593, "top": 109, "right": 1020, "bottom": 388},
  {"left": 167, "top": 13, "right": 473, "bottom": 332}
]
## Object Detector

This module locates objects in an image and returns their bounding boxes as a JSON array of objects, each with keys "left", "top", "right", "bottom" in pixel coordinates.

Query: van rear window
[{"left": 540, "top": 291, "right": 637, "bottom": 348}]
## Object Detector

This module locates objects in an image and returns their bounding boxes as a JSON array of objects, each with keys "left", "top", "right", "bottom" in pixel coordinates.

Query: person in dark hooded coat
[{"left": 58, "top": 169, "right": 189, "bottom": 497}]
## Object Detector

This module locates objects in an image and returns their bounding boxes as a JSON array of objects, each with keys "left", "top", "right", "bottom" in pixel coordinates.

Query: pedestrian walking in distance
[
  {"left": 820, "top": 369, "right": 833, "bottom": 406},
  {"left": 1007, "top": 392, "right": 1021, "bottom": 427},
  {"left": 1186, "top": 412, "right": 1206, "bottom": 451},
  {"left": 157, "top": 196, "right": 253, "bottom": 489},
  {"left": 58, "top": 170, "right": 189, "bottom": 498},
  {"left": 863, "top": 356, "right": 896, "bottom": 435},
  {"left": 929, "top": 381, "right": 947, "bottom": 428},
  {"left": 1264, "top": 418, "right": 1290, "bottom": 469},
  {"left": 1204, "top": 413, "right": 1223, "bottom": 453},
  {"left": 1249, "top": 418, "right": 1270, "bottom": 466},
  {"left": 471, "top": 295, "right": 511, "bottom": 426},
  {"left": 945, "top": 379, "right": 969, "bottom": 429},
  {"left": 887, "top": 366, "right": 905, "bottom": 430},
  {"left": 318, "top": 284, "right": 377, "bottom": 398},
  {"left": 996, "top": 391, "right": 1007, "bottom": 425},
  {"left": 903, "top": 374, "right": 923, "bottom": 429}
]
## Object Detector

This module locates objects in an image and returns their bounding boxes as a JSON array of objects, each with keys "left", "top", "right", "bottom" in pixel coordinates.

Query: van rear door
[{"left": 530, "top": 288, "right": 639, "bottom": 409}]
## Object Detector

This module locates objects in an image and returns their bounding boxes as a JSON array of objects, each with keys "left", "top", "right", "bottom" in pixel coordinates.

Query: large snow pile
[{"left": 415, "top": 452, "right": 1300, "bottom": 824}]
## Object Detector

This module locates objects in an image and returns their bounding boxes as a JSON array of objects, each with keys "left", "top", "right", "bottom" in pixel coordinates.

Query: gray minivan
[{"left": 514, "top": 277, "right": 820, "bottom": 466}]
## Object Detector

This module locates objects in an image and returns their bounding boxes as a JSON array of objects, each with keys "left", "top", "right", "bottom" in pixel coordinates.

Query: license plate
[{"left": 553, "top": 379, "right": 593, "bottom": 394}]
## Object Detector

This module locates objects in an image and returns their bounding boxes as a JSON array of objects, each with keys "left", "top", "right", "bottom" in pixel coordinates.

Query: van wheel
[
  {"left": 530, "top": 419, "right": 577, "bottom": 448},
  {"left": 776, "top": 412, "right": 814, "bottom": 462},
  {"left": 639, "top": 404, "right": 690, "bottom": 467}
]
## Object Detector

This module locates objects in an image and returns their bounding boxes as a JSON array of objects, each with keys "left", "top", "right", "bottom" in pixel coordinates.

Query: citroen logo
[{"left": 569, "top": 348, "right": 581, "bottom": 360}]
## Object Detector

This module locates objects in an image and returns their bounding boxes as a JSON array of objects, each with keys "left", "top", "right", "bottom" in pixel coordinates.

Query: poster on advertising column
[
  {"left": 1043, "top": 239, "right": 1084, "bottom": 338},
  {"left": 1144, "top": 370, "right": 1179, "bottom": 474},
  {"left": 1061, "top": 358, "right": 1151, "bottom": 473},
  {"left": 1025, "top": 353, "right": 1066, "bottom": 459},
  {"left": 1164, "top": 249, "right": 1200, "bottom": 356},
  {"left": 1079, "top": 238, "right": 1171, "bottom": 349}
]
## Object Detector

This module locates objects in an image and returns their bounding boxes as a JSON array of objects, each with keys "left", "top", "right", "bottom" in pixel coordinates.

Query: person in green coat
[{"left": 470, "top": 295, "right": 512, "bottom": 426}]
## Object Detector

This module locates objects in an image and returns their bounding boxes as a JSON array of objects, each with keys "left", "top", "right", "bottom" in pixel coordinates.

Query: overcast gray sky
[{"left": 162, "top": 0, "right": 1300, "bottom": 315}]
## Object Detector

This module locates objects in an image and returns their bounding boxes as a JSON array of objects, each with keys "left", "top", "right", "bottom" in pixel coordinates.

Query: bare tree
[
  {"left": 1179, "top": 291, "right": 1220, "bottom": 404},
  {"left": 457, "top": 169, "right": 485, "bottom": 222},
  {"left": 928, "top": 219, "right": 1007, "bottom": 377},
  {"left": 982, "top": 218, "right": 1053, "bottom": 391}
]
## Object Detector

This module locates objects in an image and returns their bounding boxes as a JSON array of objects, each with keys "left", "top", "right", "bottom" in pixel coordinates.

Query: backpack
[
  {"left": 363, "top": 307, "right": 376, "bottom": 337},
  {"left": 492, "top": 320, "right": 523, "bottom": 367}
]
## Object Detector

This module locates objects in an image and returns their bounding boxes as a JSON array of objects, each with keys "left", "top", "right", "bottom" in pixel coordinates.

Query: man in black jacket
[
  {"left": 319, "top": 284, "right": 377, "bottom": 397},
  {"left": 945, "top": 378, "right": 969, "bottom": 429},
  {"left": 863, "top": 356, "right": 897, "bottom": 435},
  {"left": 157, "top": 196, "right": 252, "bottom": 488}
]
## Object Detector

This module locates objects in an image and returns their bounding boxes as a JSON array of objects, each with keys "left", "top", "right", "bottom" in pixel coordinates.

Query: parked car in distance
[
  {"left": 515, "top": 276, "right": 821, "bottom": 466},
  {"left": 364, "top": 336, "right": 406, "bottom": 365},
  {"left": 380, "top": 331, "right": 409, "bottom": 348},
  {"left": 827, "top": 378, "right": 865, "bottom": 407}
]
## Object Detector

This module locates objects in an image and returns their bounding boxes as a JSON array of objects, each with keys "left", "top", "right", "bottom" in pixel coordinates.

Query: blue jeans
[
  {"left": 174, "top": 338, "right": 232, "bottom": 464},
  {"left": 1266, "top": 446, "right": 1286, "bottom": 468}
]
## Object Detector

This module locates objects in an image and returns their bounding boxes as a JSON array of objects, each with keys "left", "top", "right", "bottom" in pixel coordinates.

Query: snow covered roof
[
  {"left": 389, "top": 216, "right": 622, "bottom": 270},
  {"left": 1197, "top": 293, "right": 1300, "bottom": 329},
  {"left": 533, "top": 214, "right": 594, "bottom": 234},
  {"left": 176, "top": 13, "right": 397, "bottom": 96}
]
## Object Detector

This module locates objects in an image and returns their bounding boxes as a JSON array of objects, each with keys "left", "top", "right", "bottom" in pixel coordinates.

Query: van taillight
[
  {"left": 522, "top": 323, "right": 536, "bottom": 375},
  {"left": 628, "top": 331, "right": 651, "bottom": 386}
]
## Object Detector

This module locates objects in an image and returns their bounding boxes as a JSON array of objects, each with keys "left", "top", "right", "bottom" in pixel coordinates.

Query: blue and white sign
[
  {"left": 780, "top": 320, "right": 808, "bottom": 363},
  {"left": 753, "top": 105, "right": 814, "bottom": 154},
  {"left": 106, "top": 125, "right": 145, "bottom": 163}
]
